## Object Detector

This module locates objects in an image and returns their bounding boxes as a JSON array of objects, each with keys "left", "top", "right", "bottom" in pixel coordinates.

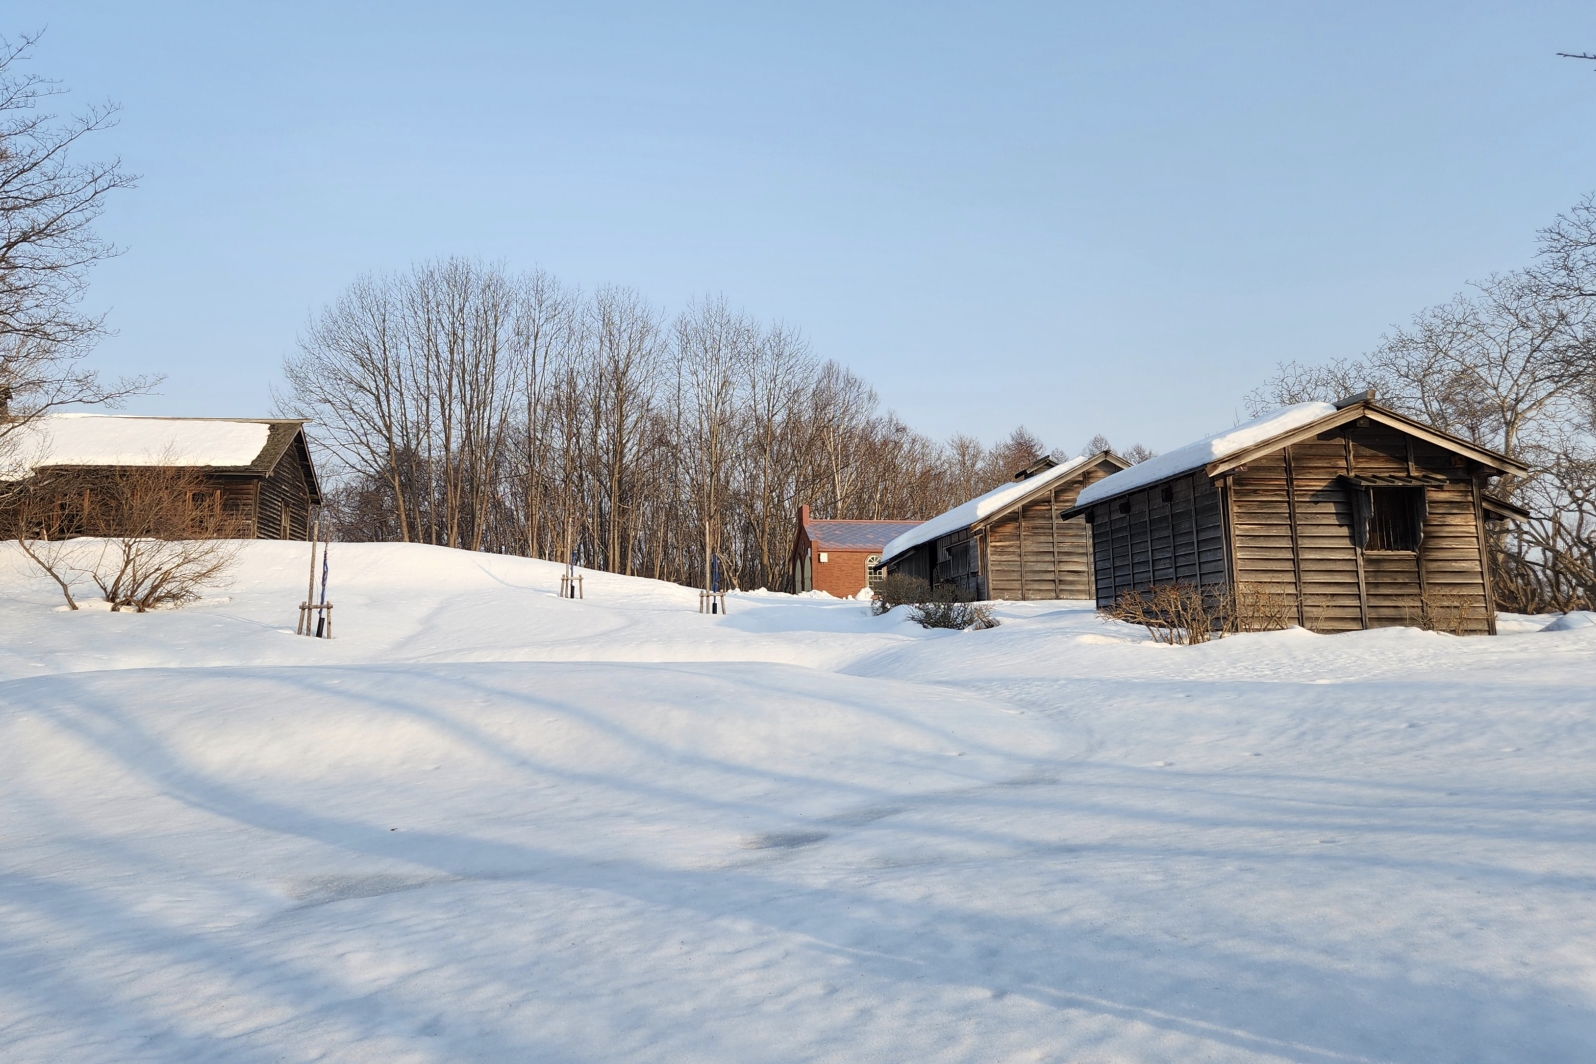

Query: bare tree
[
  {"left": 1080, "top": 434, "right": 1155, "bottom": 464},
  {"left": 675, "top": 295, "right": 753, "bottom": 584},
  {"left": 0, "top": 33, "right": 148, "bottom": 462},
  {"left": 589, "top": 286, "right": 663, "bottom": 573},
  {"left": 285, "top": 263, "right": 1154, "bottom": 592}
]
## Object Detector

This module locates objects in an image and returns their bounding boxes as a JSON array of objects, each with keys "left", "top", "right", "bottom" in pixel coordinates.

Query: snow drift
[{"left": 1, "top": 542, "right": 1593, "bottom": 1063}]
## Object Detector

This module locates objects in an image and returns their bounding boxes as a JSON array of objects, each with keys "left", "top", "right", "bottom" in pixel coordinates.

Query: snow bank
[
  {"left": 1075, "top": 401, "right": 1337, "bottom": 508},
  {"left": 1542, "top": 610, "right": 1596, "bottom": 631},
  {"left": 0, "top": 413, "right": 272, "bottom": 476},
  {"left": 881, "top": 454, "right": 1091, "bottom": 563},
  {"left": 1, "top": 541, "right": 1593, "bottom": 1064}
]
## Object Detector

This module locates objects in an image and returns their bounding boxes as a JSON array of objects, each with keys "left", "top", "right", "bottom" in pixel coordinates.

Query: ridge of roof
[{"left": 41, "top": 413, "right": 309, "bottom": 424}]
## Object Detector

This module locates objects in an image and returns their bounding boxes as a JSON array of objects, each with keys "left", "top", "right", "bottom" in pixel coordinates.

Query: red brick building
[{"left": 790, "top": 506, "right": 922, "bottom": 597}]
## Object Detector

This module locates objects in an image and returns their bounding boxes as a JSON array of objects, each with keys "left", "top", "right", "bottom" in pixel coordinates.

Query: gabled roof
[
  {"left": 1070, "top": 399, "right": 1527, "bottom": 514},
  {"left": 2, "top": 415, "right": 320, "bottom": 494},
  {"left": 1204, "top": 401, "right": 1528, "bottom": 480},
  {"left": 803, "top": 519, "right": 923, "bottom": 552},
  {"left": 881, "top": 451, "right": 1125, "bottom": 566}
]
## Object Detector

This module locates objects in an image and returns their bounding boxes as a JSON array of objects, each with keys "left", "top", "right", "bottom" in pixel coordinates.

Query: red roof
[{"left": 803, "top": 519, "right": 923, "bottom": 551}]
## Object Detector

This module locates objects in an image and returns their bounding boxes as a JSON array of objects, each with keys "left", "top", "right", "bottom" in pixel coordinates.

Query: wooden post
[
  {"left": 1050, "top": 489, "right": 1060, "bottom": 599},
  {"left": 1017, "top": 506, "right": 1026, "bottom": 600},
  {"left": 1283, "top": 445, "right": 1306, "bottom": 628},
  {"left": 1342, "top": 432, "right": 1369, "bottom": 629},
  {"left": 1471, "top": 476, "right": 1497, "bottom": 635},
  {"left": 299, "top": 519, "right": 319, "bottom": 635}
]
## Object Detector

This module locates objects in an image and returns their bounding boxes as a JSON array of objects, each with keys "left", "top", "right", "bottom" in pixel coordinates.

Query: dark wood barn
[
  {"left": 791, "top": 506, "right": 923, "bottom": 596},
  {"left": 3, "top": 415, "right": 323, "bottom": 539},
  {"left": 1061, "top": 393, "right": 1528, "bottom": 634},
  {"left": 878, "top": 451, "right": 1128, "bottom": 601}
]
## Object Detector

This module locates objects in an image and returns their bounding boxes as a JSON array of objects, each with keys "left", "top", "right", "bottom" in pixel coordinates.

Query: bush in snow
[
  {"left": 910, "top": 586, "right": 999, "bottom": 631},
  {"left": 1106, "top": 581, "right": 1294, "bottom": 645},
  {"left": 871, "top": 573, "right": 997, "bottom": 630},
  {"left": 8, "top": 465, "right": 244, "bottom": 612},
  {"left": 872, "top": 574, "right": 931, "bottom": 616}
]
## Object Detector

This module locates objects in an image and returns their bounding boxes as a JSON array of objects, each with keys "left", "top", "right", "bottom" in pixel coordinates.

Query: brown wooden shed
[
  {"left": 1061, "top": 394, "right": 1528, "bottom": 634},
  {"left": 3, "top": 414, "right": 323, "bottom": 539},
  {"left": 878, "top": 450, "right": 1128, "bottom": 600}
]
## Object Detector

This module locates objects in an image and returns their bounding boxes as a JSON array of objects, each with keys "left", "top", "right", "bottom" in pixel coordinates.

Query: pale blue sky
[{"left": 11, "top": 2, "right": 1596, "bottom": 452}]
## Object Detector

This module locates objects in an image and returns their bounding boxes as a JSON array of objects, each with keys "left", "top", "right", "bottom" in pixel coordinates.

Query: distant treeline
[{"left": 279, "top": 263, "right": 1127, "bottom": 590}]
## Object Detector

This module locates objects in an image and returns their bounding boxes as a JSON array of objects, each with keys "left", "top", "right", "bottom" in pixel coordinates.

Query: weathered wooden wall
[
  {"left": 986, "top": 465, "right": 1112, "bottom": 601},
  {"left": 1090, "top": 472, "right": 1228, "bottom": 608},
  {"left": 250, "top": 435, "right": 316, "bottom": 540},
  {"left": 1226, "top": 424, "right": 1492, "bottom": 634},
  {"left": 930, "top": 527, "right": 982, "bottom": 599},
  {"left": 1088, "top": 421, "right": 1495, "bottom": 634}
]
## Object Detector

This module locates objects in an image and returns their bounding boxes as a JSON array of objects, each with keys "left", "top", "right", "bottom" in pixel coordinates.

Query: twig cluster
[
  {"left": 5, "top": 463, "right": 243, "bottom": 611},
  {"left": 870, "top": 573, "right": 998, "bottom": 630},
  {"left": 1105, "top": 581, "right": 1295, "bottom": 645}
]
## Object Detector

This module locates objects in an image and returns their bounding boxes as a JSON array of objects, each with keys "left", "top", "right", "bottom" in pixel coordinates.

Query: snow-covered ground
[{"left": 1, "top": 542, "right": 1593, "bottom": 1063}]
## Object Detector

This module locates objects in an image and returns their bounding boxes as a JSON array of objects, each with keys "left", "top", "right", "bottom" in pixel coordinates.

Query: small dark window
[{"left": 1366, "top": 487, "right": 1423, "bottom": 551}]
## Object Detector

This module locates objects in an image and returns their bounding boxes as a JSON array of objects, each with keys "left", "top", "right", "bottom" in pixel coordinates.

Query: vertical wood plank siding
[
  {"left": 251, "top": 435, "right": 316, "bottom": 539},
  {"left": 1091, "top": 472, "right": 1227, "bottom": 608},
  {"left": 1088, "top": 422, "right": 1496, "bottom": 633},
  {"left": 984, "top": 463, "right": 1114, "bottom": 600}
]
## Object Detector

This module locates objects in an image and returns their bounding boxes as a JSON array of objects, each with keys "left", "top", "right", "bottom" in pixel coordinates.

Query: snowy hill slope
[{"left": 1, "top": 542, "right": 1593, "bottom": 1063}]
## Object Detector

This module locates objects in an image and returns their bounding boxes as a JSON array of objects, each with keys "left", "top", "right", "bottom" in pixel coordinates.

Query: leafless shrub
[
  {"left": 1106, "top": 580, "right": 1294, "bottom": 644},
  {"left": 908, "top": 584, "right": 999, "bottom": 630},
  {"left": 872, "top": 573, "right": 930, "bottom": 615},
  {"left": 1106, "top": 582, "right": 1222, "bottom": 645},
  {"left": 1225, "top": 582, "right": 1297, "bottom": 634},
  {"left": 7, "top": 464, "right": 245, "bottom": 611},
  {"left": 868, "top": 573, "right": 997, "bottom": 629},
  {"left": 82, "top": 465, "right": 246, "bottom": 611},
  {"left": 1408, "top": 587, "right": 1485, "bottom": 636},
  {"left": 5, "top": 473, "right": 85, "bottom": 608}
]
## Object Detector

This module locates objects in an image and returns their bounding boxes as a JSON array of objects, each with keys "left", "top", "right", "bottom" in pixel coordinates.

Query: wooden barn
[
  {"left": 877, "top": 450, "right": 1128, "bottom": 600},
  {"left": 1061, "top": 393, "right": 1528, "bottom": 634},
  {"left": 791, "top": 506, "right": 923, "bottom": 596},
  {"left": 2, "top": 414, "right": 323, "bottom": 539}
]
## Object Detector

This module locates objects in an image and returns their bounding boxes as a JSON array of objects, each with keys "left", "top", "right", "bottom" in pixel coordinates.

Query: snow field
[{"left": 1, "top": 541, "right": 1593, "bottom": 1062}]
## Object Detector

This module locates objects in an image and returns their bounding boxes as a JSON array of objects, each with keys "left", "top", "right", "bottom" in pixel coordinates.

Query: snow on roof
[
  {"left": 1, "top": 414, "right": 275, "bottom": 476},
  {"left": 880, "top": 454, "right": 1093, "bottom": 564},
  {"left": 1074, "top": 402, "right": 1338, "bottom": 509},
  {"left": 804, "top": 520, "right": 924, "bottom": 552}
]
